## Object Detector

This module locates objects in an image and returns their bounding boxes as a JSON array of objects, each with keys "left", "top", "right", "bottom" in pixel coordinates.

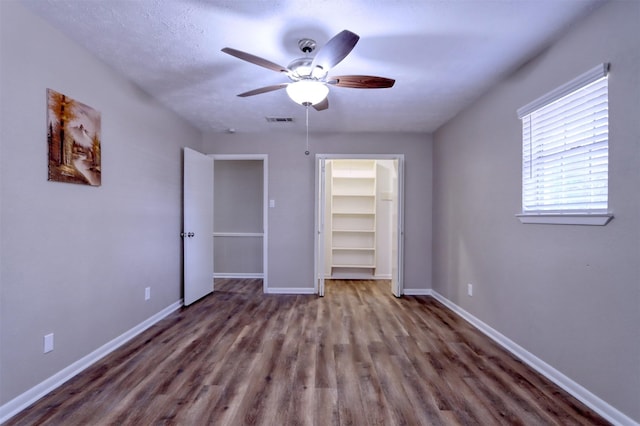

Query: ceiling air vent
[{"left": 265, "top": 117, "right": 294, "bottom": 123}]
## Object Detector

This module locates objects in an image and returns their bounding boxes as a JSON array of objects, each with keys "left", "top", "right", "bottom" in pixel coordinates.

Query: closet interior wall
[{"left": 213, "top": 159, "right": 264, "bottom": 279}]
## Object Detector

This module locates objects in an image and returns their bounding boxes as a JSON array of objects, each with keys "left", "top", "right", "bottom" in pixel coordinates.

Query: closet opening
[
  {"left": 315, "top": 155, "right": 404, "bottom": 297},
  {"left": 212, "top": 155, "right": 268, "bottom": 293}
]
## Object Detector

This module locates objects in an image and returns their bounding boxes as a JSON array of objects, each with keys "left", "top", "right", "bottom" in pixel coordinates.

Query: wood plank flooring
[{"left": 5, "top": 279, "right": 610, "bottom": 425}]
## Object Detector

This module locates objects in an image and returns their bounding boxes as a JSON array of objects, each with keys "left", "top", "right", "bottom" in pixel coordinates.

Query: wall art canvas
[{"left": 47, "top": 89, "right": 101, "bottom": 186}]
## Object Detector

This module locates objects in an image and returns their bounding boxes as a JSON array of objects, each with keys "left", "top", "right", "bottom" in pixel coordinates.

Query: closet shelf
[
  {"left": 331, "top": 264, "right": 376, "bottom": 269},
  {"left": 332, "top": 171, "right": 376, "bottom": 178},
  {"left": 332, "top": 211, "right": 375, "bottom": 215},
  {"left": 332, "top": 193, "right": 375, "bottom": 197},
  {"left": 332, "top": 229, "right": 374, "bottom": 233},
  {"left": 332, "top": 247, "right": 375, "bottom": 251},
  {"left": 329, "top": 159, "right": 377, "bottom": 278},
  {"left": 332, "top": 230, "right": 375, "bottom": 234},
  {"left": 333, "top": 229, "right": 376, "bottom": 234},
  {"left": 332, "top": 175, "right": 375, "bottom": 180}
]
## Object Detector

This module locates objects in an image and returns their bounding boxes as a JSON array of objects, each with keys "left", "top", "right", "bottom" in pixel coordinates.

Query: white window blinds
[{"left": 518, "top": 64, "right": 609, "bottom": 214}]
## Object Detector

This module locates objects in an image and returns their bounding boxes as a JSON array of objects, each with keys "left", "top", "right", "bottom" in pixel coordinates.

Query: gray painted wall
[
  {"left": 3, "top": 0, "right": 634, "bottom": 422},
  {"left": 202, "top": 132, "right": 433, "bottom": 291},
  {"left": 432, "top": 1, "right": 640, "bottom": 421},
  {"left": 0, "top": 2, "right": 202, "bottom": 404},
  {"left": 213, "top": 159, "right": 264, "bottom": 274}
]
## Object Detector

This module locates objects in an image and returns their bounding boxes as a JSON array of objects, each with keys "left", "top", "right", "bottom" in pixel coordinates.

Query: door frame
[
  {"left": 314, "top": 154, "right": 405, "bottom": 297},
  {"left": 211, "top": 154, "right": 269, "bottom": 293}
]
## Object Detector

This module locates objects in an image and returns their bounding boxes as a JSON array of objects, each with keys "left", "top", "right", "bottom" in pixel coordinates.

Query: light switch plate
[{"left": 44, "top": 333, "right": 54, "bottom": 353}]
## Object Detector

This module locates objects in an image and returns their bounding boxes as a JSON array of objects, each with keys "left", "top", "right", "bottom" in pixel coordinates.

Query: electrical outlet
[
  {"left": 467, "top": 283, "right": 473, "bottom": 297},
  {"left": 145, "top": 287, "right": 151, "bottom": 301},
  {"left": 44, "top": 333, "right": 54, "bottom": 353}
]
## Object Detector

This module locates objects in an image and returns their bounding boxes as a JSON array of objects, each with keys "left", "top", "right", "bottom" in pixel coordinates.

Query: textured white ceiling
[{"left": 21, "top": 0, "right": 602, "bottom": 134}]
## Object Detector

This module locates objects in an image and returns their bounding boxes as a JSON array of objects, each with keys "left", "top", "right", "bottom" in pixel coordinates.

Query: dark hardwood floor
[{"left": 5, "top": 279, "right": 609, "bottom": 425}]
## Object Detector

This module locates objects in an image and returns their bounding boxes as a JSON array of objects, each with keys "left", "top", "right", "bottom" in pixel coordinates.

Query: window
[{"left": 516, "top": 63, "right": 613, "bottom": 225}]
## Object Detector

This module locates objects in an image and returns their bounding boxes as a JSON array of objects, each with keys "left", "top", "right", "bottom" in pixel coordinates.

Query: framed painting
[{"left": 47, "top": 89, "right": 101, "bottom": 186}]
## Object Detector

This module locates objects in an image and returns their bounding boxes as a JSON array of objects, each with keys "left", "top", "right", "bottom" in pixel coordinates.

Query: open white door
[
  {"left": 391, "top": 158, "right": 405, "bottom": 297},
  {"left": 315, "top": 157, "right": 326, "bottom": 296},
  {"left": 183, "top": 147, "right": 214, "bottom": 306}
]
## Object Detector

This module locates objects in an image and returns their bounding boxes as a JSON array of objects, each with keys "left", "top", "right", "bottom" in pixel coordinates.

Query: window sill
[{"left": 516, "top": 213, "right": 613, "bottom": 226}]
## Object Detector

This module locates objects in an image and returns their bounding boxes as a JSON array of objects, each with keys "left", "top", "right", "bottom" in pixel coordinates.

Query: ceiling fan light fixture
[
  {"left": 287, "top": 57, "right": 328, "bottom": 80},
  {"left": 288, "top": 57, "right": 313, "bottom": 78},
  {"left": 223, "top": 29, "right": 393, "bottom": 113},
  {"left": 310, "top": 66, "right": 327, "bottom": 79},
  {"left": 286, "top": 80, "right": 329, "bottom": 106}
]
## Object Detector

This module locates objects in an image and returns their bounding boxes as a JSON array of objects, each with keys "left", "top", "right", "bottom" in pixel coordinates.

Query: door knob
[{"left": 188, "top": 232, "right": 195, "bottom": 237}]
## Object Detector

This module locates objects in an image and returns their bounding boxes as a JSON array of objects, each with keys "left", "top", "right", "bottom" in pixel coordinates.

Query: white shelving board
[{"left": 330, "top": 160, "right": 377, "bottom": 278}]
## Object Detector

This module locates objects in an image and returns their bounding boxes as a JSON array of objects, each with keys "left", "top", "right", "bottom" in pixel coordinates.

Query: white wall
[
  {"left": 374, "top": 159, "right": 396, "bottom": 279},
  {"left": 432, "top": 1, "right": 640, "bottom": 422},
  {"left": 202, "top": 132, "right": 432, "bottom": 292},
  {"left": 0, "top": 1, "right": 202, "bottom": 405}
]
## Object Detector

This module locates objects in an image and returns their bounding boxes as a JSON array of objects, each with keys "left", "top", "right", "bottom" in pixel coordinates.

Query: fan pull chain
[{"left": 305, "top": 105, "right": 310, "bottom": 156}]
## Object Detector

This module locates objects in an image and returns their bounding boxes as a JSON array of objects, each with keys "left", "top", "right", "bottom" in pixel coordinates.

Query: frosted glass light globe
[{"left": 286, "top": 80, "right": 329, "bottom": 106}]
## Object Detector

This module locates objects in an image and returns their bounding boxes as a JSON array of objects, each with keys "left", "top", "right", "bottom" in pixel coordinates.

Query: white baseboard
[
  {"left": 4, "top": 292, "right": 635, "bottom": 426},
  {"left": 266, "top": 287, "right": 316, "bottom": 294},
  {"left": 328, "top": 274, "right": 375, "bottom": 280},
  {"left": 213, "top": 273, "right": 263, "bottom": 279},
  {"left": 403, "top": 288, "right": 432, "bottom": 296},
  {"left": 429, "top": 291, "right": 637, "bottom": 426},
  {"left": 374, "top": 274, "right": 392, "bottom": 280},
  {"left": 0, "top": 301, "right": 183, "bottom": 424},
  {"left": 323, "top": 275, "right": 391, "bottom": 280}
]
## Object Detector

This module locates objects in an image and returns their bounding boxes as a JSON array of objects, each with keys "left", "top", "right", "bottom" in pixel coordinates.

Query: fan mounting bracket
[{"left": 298, "top": 38, "right": 316, "bottom": 54}]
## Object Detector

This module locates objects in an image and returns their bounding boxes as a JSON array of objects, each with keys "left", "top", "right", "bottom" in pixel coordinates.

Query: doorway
[
  {"left": 183, "top": 151, "right": 269, "bottom": 305},
  {"left": 212, "top": 155, "right": 268, "bottom": 293},
  {"left": 314, "top": 155, "right": 404, "bottom": 297}
]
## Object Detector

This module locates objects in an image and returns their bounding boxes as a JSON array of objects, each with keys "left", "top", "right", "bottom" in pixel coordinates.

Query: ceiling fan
[{"left": 221, "top": 30, "right": 395, "bottom": 111}]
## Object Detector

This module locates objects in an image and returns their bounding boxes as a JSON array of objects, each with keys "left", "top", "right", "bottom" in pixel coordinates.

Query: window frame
[{"left": 516, "top": 64, "right": 613, "bottom": 226}]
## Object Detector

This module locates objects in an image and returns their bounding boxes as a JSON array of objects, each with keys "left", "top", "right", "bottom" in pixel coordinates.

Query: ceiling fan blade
[
  {"left": 311, "top": 30, "right": 360, "bottom": 72},
  {"left": 221, "top": 47, "right": 288, "bottom": 73},
  {"left": 313, "top": 97, "right": 329, "bottom": 111},
  {"left": 237, "top": 84, "right": 288, "bottom": 97},
  {"left": 328, "top": 75, "right": 395, "bottom": 89}
]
